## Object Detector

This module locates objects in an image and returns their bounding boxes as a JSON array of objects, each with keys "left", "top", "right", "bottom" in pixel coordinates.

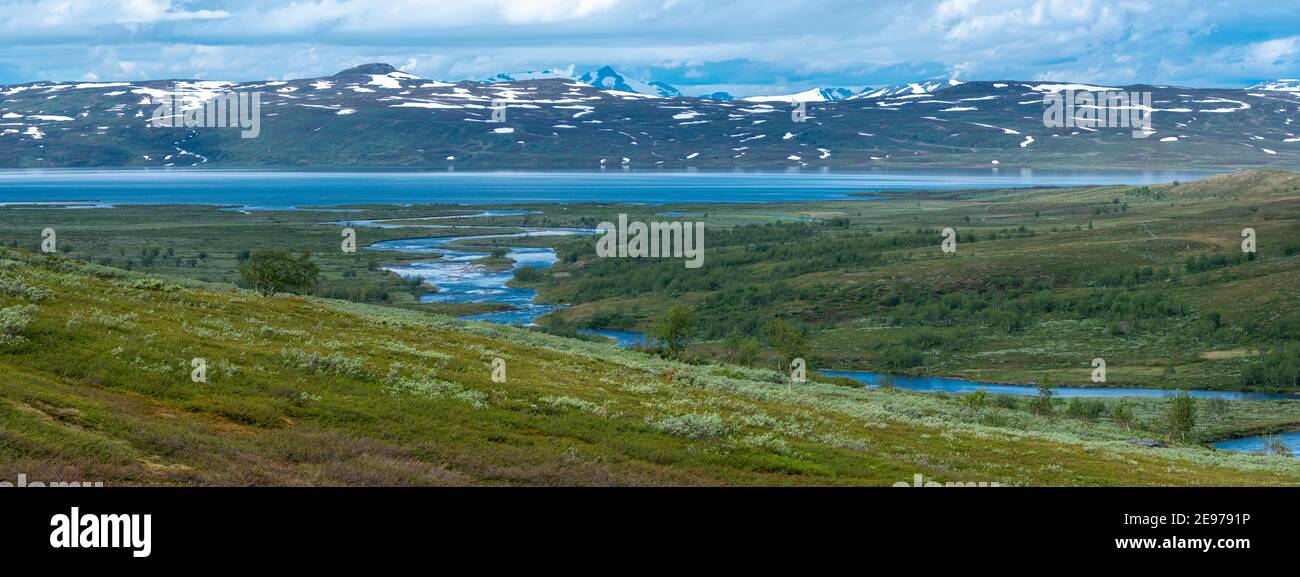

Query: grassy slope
[{"left": 2, "top": 248, "right": 1299, "bottom": 486}]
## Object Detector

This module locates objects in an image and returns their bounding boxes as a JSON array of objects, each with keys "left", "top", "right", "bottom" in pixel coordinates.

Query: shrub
[
  {"left": 122, "top": 277, "right": 181, "bottom": 292},
  {"left": 513, "top": 267, "right": 543, "bottom": 282},
  {"left": 386, "top": 375, "right": 488, "bottom": 408},
  {"left": 540, "top": 395, "right": 607, "bottom": 416},
  {"left": 0, "top": 274, "right": 51, "bottom": 302},
  {"left": 1165, "top": 393, "right": 1197, "bottom": 441},
  {"left": 650, "top": 304, "right": 696, "bottom": 356},
  {"left": 238, "top": 250, "right": 319, "bottom": 297},
  {"left": 90, "top": 309, "right": 137, "bottom": 330},
  {"left": 281, "top": 349, "right": 368, "bottom": 378},
  {"left": 1264, "top": 435, "right": 1293, "bottom": 457},
  {"left": 960, "top": 390, "right": 989, "bottom": 410},
  {"left": 1112, "top": 401, "right": 1135, "bottom": 431},
  {"left": 764, "top": 318, "right": 808, "bottom": 367},
  {"left": 814, "top": 373, "right": 866, "bottom": 388},
  {"left": 875, "top": 344, "right": 924, "bottom": 370},
  {"left": 381, "top": 342, "right": 453, "bottom": 364},
  {"left": 0, "top": 304, "right": 37, "bottom": 344},
  {"left": 651, "top": 412, "right": 729, "bottom": 439},
  {"left": 1029, "top": 376, "right": 1056, "bottom": 416},
  {"left": 1065, "top": 398, "right": 1107, "bottom": 420},
  {"left": 259, "top": 325, "right": 308, "bottom": 338},
  {"left": 1240, "top": 344, "right": 1300, "bottom": 388}
]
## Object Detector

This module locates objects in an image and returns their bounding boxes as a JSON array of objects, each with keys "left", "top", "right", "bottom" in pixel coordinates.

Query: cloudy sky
[{"left": 1, "top": 0, "right": 1297, "bottom": 95}]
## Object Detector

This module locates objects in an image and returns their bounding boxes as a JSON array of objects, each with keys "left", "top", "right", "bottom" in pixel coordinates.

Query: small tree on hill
[
  {"left": 1029, "top": 375, "right": 1056, "bottom": 416},
  {"left": 1112, "top": 400, "right": 1135, "bottom": 432},
  {"left": 1166, "top": 392, "right": 1197, "bottom": 442},
  {"left": 238, "top": 250, "right": 319, "bottom": 297},
  {"left": 961, "top": 390, "right": 989, "bottom": 411},
  {"left": 764, "top": 318, "right": 807, "bottom": 371},
  {"left": 650, "top": 304, "right": 695, "bottom": 356}
]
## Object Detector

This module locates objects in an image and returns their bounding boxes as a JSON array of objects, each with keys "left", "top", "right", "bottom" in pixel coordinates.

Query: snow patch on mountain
[
  {"left": 578, "top": 66, "right": 681, "bottom": 98},
  {"left": 1248, "top": 79, "right": 1300, "bottom": 92},
  {"left": 486, "top": 68, "right": 576, "bottom": 83},
  {"left": 368, "top": 72, "right": 419, "bottom": 89},
  {"left": 852, "top": 79, "right": 962, "bottom": 100},
  {"left": 391, "top": 101, "right": 462, "bottom": 110},
  {"left": 1025, "top": 83, "right": 1119, "bottom": 93},
  {"left": 744, "top": 87, "right": 854, "bottom": 103}
]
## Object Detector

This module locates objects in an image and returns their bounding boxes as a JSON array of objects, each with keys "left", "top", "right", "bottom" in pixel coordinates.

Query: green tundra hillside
[{"left": 1, "top": 247, "right": 1298, "bottom": 486}]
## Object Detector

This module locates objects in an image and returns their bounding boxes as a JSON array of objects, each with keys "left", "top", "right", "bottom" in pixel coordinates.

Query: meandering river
[
  {"left": 330, "top": 211, "right": 590, "bottom": 325},
  {"left": 336, "top": 211, "right": 1295, "bottom": 403},
  {"left": 820, "top": 370, "right": 1294, "bottom": 401}
]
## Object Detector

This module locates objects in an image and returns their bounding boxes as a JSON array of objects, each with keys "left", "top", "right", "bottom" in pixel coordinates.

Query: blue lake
[
  {"left": 0, "top": 168, "right": 1213, "bottom": 208},
  {"left": 1212, "top": 432, "right": 1300, "bottom": 456}
]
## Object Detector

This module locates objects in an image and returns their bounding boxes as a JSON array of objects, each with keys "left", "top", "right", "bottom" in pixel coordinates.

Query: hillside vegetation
[
  {"left": 530, "top": 171, "right": 1300, "bottom": 390},
  {"left": 1, "top": 247, "right": 1298, "bottom": 485}
]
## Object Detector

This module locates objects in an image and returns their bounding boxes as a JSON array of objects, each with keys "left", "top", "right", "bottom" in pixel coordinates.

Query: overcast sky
[{"left": 1, "top": 0, "right": 1297, "bottom": 95}]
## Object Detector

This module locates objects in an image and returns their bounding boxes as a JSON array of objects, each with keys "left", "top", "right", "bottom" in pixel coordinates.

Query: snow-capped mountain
[
  {"left": 851, "top": 79, "right": 963, "bottom": 99},
  {"left": 333, "top": 63, "right": 403, "bottom": 77},
  {"left": 327, "top": 63, "right": 427, "bottom": 89},
  {"left": 819, "top": 87, "right": 856, "bottom": 101},
  {"left": 1, "top": 63, "right": 1297, "bottom": 170},
  {"left": 1249, "top": 79, "right": 1300, "bottom": 92},
  {"left": 699, "top": 91, "right": 735, "bottom": 100},
  {"left": 485, "top": 68, "right": 576, "bottom": 83},
  {"left": 577, "top": 66, "right": 681, "bottom": 97},
  {"left": 743, "top": 87, "right": 857, "bottom": 103}
]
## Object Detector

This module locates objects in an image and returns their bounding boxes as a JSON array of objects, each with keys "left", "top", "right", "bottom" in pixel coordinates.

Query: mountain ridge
[{"left": 1, "top": 64, "right": 1297, "bottom": 170}]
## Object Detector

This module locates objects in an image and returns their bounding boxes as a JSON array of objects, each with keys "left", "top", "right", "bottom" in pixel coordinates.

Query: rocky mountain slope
[{"left": 1, "top": 64, "right": 1298, "bottom": 169}]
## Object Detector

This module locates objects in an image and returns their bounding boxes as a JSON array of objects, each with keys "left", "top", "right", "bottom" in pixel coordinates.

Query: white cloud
[
  {"left": 0, "top": 0, "right": 1296, "bottom": 90},
  {"left": 0, "top": 0, "right": 228, "bottom": 36}
]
